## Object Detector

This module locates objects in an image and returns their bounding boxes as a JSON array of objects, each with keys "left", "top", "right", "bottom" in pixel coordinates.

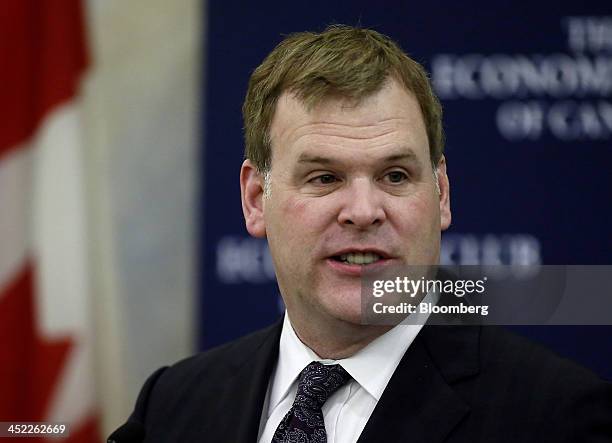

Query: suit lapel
[
  {"left": 202, "top": 318, "right": 283, "bottom": 443},
  {"left": 357, "top": 325, "right": 480, "bottom": 443}
]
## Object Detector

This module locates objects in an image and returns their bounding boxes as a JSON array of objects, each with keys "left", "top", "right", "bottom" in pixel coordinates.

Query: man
[{"left": 111, "top": 25, "right": 612, "bottom": 442}]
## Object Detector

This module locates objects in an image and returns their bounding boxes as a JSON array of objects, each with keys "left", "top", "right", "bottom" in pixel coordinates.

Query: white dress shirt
[{"left": 257, "top": 292, "right": 437, "bottom": 443}]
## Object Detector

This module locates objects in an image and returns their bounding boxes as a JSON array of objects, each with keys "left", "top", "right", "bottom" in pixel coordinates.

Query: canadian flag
[{"left": 0, "top": 1, "right": 101, "bottom": 441}]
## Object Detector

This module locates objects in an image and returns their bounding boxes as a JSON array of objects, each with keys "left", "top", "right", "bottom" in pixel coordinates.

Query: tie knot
[{"left": 294, "top": 361, "right": 351, "bottom": 410}]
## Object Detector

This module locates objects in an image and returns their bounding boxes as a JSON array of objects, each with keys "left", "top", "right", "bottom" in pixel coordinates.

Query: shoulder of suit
[
  {"left": 476, "top": 327, "right": 612, "bottom": 437},
  {"left": 478, "top": 326, "right": 609, "bottom": 389},
  {"left": 153, "top": 319, "right": 281, "bottom": 387}
]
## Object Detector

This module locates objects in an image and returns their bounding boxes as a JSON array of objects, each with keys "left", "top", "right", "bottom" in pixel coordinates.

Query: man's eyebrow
[
  {"left": 382, "top": 151, "right": 419, "bottom": 163},
  {"left": 296, "top": 153, "right": 336, "bottom": 165},
  {"left": 296, "top": 148, "right": 421, "bottom": 165}
]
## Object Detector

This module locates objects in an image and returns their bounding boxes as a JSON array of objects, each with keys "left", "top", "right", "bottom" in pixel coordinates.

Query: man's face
[{"left": 241, "top": 78, "right": 451, "bottom": 327}]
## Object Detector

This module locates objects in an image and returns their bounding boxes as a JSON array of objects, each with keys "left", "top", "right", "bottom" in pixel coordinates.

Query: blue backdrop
[{"left": 200, "top": 0, "right": 612, "bottom": 379}]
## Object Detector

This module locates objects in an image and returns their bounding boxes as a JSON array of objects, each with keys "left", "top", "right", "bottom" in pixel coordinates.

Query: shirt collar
[{"left": 269, "top": 291, "right": 439, "bottom": 410}]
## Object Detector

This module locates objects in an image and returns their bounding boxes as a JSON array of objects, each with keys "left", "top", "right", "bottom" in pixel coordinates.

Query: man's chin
[{"left": 321, "top": 303, "right": 365, "bottom": 327}]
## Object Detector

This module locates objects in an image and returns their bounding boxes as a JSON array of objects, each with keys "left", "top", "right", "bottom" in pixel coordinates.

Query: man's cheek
[
  {"left": 283, "top": 195, "right": 308, "bottom": 215},
  {"left": 283, "top": 195, "right": 335, "bottom": 227},
  {"left": 392, "top": 197, "right": 437, "bottom": 228}
]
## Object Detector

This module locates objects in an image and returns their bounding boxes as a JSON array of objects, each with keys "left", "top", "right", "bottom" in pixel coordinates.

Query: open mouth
[{"left": 331, "top": 252, "right": 383, "bottom": 266}]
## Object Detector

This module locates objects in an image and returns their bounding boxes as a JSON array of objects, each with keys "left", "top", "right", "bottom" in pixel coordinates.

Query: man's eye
[
  {"left": 385, "top": 171, "right": 408, "bottom": 183},
  {"left": 311, "top": 174, "right": 338, "bottom": 185}
]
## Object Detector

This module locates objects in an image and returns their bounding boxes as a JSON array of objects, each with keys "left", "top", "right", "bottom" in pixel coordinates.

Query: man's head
[
  {"left": 240, "top": 25, "right": 450, "bottom": 352},
  {"left": 243, "top": 25, "right": 445, "bottom": 174}
]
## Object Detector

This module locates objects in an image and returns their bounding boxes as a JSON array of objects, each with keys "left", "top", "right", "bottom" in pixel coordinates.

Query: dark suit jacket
[{"left": 120, "top": 320, "right": 612, "bottom": 442}]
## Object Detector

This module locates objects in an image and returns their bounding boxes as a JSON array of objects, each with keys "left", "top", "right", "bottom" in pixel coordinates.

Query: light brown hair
[{"left": 242, "top": 24, "right": 444, "bottom": 172}]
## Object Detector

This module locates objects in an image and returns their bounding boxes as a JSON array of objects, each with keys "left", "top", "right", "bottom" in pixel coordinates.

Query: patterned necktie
[{"left": 272, "top": 361, "right": 352, "bottom": 443}]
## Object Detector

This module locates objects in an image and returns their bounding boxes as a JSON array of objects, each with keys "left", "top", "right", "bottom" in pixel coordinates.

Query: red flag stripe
[
  {"left": 0, "top": 261, "right": 73, "bottom": 421},
  {"left": 0, "top": 0, "right": 88, "bottom": 158},
  {"left": 0, "top": 1, "right": 99, "bottom": 440}
]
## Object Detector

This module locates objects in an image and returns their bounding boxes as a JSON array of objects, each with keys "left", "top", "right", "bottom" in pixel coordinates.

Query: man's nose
[{"left": 337, "top": 179, "right": 386, "bottom": 229}]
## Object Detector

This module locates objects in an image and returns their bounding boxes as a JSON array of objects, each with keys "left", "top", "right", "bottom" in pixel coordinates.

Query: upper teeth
[{"left": 340, "top": 252, "right": 381, "bottom": 265}]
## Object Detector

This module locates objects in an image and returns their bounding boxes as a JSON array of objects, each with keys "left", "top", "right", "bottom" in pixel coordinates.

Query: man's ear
[
  {"left": 240, "top": 159, "right": 266, "bottom": 238},
  {"left": 436, "top": 155, "right": 452, "bottom": 230}
]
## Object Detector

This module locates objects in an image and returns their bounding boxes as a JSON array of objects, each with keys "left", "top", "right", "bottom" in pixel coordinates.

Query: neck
[{"left": 287, "top": 311, "right": 391, "bottom": 359}]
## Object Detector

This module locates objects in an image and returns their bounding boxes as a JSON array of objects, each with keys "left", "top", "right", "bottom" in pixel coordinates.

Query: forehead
[{"left": 269, "top": 78, "right": 429, "bottom": 161}]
